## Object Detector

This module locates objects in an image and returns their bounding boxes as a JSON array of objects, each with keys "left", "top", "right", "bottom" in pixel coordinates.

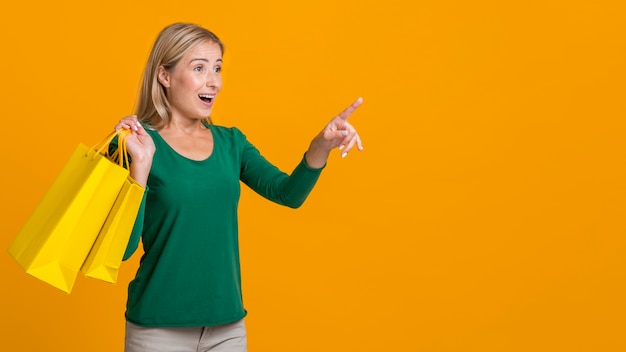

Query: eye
[
  {"left": 213, "top": 66, "right": 222, "bottom": 73},
  {"left": 194, "top": 65, "right": 204, "bottom": 72}
]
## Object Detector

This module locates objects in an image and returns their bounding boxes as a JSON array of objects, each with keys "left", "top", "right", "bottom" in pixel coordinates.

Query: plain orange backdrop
[{"left": 2, "top": 0, "right": 626, "bottom": 351}]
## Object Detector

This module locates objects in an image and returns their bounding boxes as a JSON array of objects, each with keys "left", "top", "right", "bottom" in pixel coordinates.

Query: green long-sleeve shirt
[{"left": 121, "top": 124, "right": 323, "bottom": 327}]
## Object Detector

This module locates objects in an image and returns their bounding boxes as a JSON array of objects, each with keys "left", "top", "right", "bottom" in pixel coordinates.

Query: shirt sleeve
[
  {"left": 122, "top": 188, "right": 147, "bottom": 260},
  {"left": 237, "top": 129, "right": 325, "bottom": 208}
]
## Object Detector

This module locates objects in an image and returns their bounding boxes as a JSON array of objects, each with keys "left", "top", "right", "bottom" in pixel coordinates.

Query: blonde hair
[{"left": 135, "top": 23, "right": 224, "bottom": 129}]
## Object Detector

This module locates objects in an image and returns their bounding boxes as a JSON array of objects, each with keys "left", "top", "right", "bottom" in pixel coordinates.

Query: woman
[{"left": 115, "top": 22, "right": 363, "bottom": 352}]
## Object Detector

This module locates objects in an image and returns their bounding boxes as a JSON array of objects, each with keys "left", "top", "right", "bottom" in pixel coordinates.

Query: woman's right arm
[{"left": 115, "top": 115, "right": 155, "bottom": 260}]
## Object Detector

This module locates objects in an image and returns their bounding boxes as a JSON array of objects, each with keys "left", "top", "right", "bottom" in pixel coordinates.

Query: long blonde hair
[{"left": 135, "top": 23, "right": 224, "bottom": 129}]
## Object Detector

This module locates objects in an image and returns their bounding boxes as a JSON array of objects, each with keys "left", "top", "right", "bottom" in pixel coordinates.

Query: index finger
[{"left": 338, "top": 97, "right": 363, "bottom": 121}]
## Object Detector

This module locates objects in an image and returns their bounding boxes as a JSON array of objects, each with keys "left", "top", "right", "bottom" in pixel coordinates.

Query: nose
[{"left": 206, "top": 71, "right": 219, "bottom": 88}]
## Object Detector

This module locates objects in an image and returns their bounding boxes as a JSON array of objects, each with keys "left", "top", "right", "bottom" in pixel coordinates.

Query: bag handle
[
  {"left": 90, "top": 131, "right": 118, "bottom": 157},
  {"left": 118, "top": 131, "right": 131, "bottom": 168},
  {"left": 107, "top": 130, "right": 132, "bottom": 168},
  {"left": 89, "top": 130, "right": 131, "bottom": 167}
]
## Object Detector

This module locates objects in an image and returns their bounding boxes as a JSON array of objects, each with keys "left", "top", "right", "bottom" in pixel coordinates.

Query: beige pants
[{"left": 124, "top": 319, "right": 247, "bottom": 352}]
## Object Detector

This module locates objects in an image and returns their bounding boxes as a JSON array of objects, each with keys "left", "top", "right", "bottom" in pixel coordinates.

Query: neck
[{"left": 164, "top": 118, "right": 207, "bottom": 135}]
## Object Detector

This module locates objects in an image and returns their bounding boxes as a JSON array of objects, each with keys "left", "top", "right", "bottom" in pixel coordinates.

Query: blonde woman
[{"left": 115, "top": 22, "right": 363, "bottom": 352}]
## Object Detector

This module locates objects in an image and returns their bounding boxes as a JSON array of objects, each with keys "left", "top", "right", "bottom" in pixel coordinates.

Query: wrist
[
  {"left": 305, "top": 142, "right": 330, "bottom": 169},
  {"left": 129, "top": 158, "right": 153, "bottom": 187}
]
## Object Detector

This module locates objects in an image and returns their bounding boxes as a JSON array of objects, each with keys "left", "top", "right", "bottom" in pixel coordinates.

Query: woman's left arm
[{"left": 240, "top": 97, "right": 364, "bottom": 208}]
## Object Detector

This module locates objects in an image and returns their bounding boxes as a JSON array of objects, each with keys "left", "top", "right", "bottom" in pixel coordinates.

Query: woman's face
[{"left": 158, "top": 40, "right": 223, "bottom": 122}]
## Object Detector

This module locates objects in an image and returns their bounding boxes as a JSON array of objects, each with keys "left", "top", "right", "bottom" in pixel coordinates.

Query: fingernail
[
  {"left": 339, "top": 145, "right": 345, "bottom": 151},
  {"left": 341, "top": 130, "right": 348, "bottom": 137},
  {"left": 342, "top": 152, "right": 348, "bottom": 158}
]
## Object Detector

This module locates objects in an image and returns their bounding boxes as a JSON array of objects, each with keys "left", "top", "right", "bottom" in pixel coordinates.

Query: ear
[{"left": 157, "top": 66, "right": 171, "bottom": 88}]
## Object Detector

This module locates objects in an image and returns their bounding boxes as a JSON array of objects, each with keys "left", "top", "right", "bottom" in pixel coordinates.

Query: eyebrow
[{"left": 189, "top": 58, "right": 223, "bottom": 64}]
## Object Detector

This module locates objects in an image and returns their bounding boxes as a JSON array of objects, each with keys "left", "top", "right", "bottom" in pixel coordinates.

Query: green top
[{"left": 121, "top": 124, "right": 323, "bottom": 327}]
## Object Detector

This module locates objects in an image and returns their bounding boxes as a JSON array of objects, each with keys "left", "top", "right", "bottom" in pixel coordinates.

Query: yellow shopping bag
[
  {"left": 8, "top": 132, "right": 129, "bottom": 293},
  {"left": 81, "top": 133, "right": 144, "bottom": 284}
]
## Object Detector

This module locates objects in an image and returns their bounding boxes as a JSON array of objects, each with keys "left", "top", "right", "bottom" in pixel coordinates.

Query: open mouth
[{"left": 199, "top": 94, "right": 215, "bottom": 103}]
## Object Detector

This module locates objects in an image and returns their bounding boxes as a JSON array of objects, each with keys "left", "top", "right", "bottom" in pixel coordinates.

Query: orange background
[{"left": 1, "top": 0, "right": 626, "bottom": 351}]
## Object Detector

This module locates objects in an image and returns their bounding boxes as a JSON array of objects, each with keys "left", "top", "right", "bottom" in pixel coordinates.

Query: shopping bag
[
  {"left": 8, "top": 132, "right": 129, "bottom": 293},
  {"left": 81, "top": 133, "right": 144, "bottom": 283}
]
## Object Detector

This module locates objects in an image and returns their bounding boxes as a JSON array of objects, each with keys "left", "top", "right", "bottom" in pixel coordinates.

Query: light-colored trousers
[{"left": 124, "top": 319, "right": 247, "bottom": 352}]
